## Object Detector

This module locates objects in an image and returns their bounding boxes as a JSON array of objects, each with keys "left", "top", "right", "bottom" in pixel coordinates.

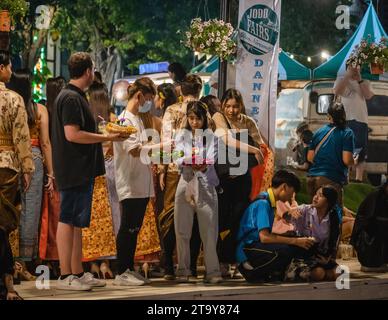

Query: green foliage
[
  {"left": 0, "top": 0, "right": 28, "bottom": 22},
  {"left": 343, "top": 182, "right": 375, "bottom": 213},
  {"left": 51, "top": 0, "right": 220, "bottom": 74},
  {"left": 296, "top": 175, "right": 375, "bottom": 213}
]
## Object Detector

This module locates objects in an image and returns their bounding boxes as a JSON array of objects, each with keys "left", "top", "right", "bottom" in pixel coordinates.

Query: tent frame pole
[{"left": 218, "top": 0, "right": 231, "bottom": 99}]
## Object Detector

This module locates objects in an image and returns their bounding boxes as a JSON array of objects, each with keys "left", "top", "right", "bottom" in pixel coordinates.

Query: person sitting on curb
[
  {"left": 284, "top": 186, "right": 342, "bottom": 282},
  {"left": 351, "top": 180, "right": 388, "bottom": 272},
  {"left": 236, "top": 170, "right": 315, "bottom": 283}
]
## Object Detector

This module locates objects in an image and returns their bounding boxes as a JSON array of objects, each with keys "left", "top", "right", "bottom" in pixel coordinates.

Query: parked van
[{"left": 275, "top": 80, "right": 388, "bottom": 185}]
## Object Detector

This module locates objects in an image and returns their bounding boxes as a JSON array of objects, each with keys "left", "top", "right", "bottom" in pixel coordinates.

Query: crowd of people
[{"left": 0, "top": 50, "right": 387, "bottom": 300}]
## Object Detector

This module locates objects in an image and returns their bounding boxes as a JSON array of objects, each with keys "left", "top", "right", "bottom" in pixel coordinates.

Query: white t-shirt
[
  {"left": 113, "top": 110, "right": 154, "bottom": 201},
  {"left": 334, "top": 77, "right": 370, "bottom": 124}
]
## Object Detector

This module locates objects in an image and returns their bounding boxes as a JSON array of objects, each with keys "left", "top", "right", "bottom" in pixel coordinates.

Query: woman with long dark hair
[
  {"left": 199, "top": 94, "right": 221, "bottom": 116},
  {"left": 287, "top": 185, "right": 342, "bottom": 282},
  {"left": 6, "top": 69, "right": 55, "bottom": 272},
  {"left": 212, "top": 88, "right": 264, "bottom": 278},
  {"left": 173, "top": 101, "right": 221, "bottom": 283},
  {"left": 80, "top": 81, "right": 117, "bottom": 277},
  {"left": 307, "top": 102, "right": 355, "bottom": 205},
  {"left": 46, "top": 77, "right": 66, "bottom": 124},
  {"left": 38, "top": 77, "right": 65, "bottom": 266}
]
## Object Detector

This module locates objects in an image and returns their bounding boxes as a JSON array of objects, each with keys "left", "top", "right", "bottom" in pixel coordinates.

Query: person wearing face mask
[{"left": 113, "top": 77, "right": 168, "bottom": 286}]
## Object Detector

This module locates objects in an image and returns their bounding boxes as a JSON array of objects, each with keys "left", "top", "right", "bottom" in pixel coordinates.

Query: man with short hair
[
  {"left": 237, "top": 170, "right": 315, "bottom": 283},
  {"left": 0, "top": 50, "right": 33, "bottom": 300},
  {"left": 51, "top": 52, "right": 125, "bottom": 291}
]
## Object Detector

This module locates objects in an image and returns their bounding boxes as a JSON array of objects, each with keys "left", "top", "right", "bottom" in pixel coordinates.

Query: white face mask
[{"left": 139, "top": 100, "right": 153, "bottom": 113}]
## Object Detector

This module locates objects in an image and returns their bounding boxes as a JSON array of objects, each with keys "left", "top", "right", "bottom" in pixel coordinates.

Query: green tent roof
[
  {"left": 191, "top": 51, "right": 311, "bottom": 80},
  {"left": 313, "top": 3, "right": 388, "bottom": 80},
  {"left": 278, "top": 51, "right": 311, "bottom": 80}
]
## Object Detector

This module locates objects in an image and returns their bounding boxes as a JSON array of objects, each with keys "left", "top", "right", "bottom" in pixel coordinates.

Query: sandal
[
  {"left": 7, "top": 290, "right": 24, "bottom": 300},
  {"left": 100, "top": 261, "right": 114, "bottom": 279},
  {"left": 15, "top": 261, "right": 36, "bottom": 281},
  {"left": 13, "top": 262, "right": 22, "bottom": 285}
]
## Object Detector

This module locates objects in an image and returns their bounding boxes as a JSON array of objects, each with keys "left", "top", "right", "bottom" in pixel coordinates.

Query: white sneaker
[
  {"left": 127, "top": 270, "right": 151, "bottom": 284},
  {"left": 204, "top": 275, "right": 223, "bottom": 284},
  {"left": 232, "top": 268, "right": 244, "bottom": 279},
  {"left": 79, "top": 272, "right": 106, "bottom": 287},
  {"left": 113, "top": 270, "right": 145, "bottom": 286},
  {"left": 175, "top": 275, "right": 191, "bottom": 283},
  {"left": 57, "top": 275, "right": 92, "bottom": 291}
]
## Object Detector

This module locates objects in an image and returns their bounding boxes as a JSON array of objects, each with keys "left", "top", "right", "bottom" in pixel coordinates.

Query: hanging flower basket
[
  {"left": 347, "top": 36, "right": 388, "bottom": 75},
  {"left": 184, "top": 18, "right": 236, "bottom": 61},
  {"left": 370, "top": 62, "right": 384, "bottom": 75},
  {"left": 0, "top": 10, "right": 11, "bottom": 32}
]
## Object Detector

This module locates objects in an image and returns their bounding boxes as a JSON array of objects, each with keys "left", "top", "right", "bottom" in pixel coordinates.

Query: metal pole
[{"left": 218, "top": 0, "right": 230, "bottom": 99}]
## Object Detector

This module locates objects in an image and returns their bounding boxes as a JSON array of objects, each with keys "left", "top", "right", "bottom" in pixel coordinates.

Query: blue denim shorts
[{"left": 59, "top": 182, "right": 94, "bottom": 228}]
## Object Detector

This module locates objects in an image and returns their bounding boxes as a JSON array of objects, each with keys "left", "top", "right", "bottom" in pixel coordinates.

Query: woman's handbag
[{"left": 215, "top": 113, "right": 258, "bottom": 178}]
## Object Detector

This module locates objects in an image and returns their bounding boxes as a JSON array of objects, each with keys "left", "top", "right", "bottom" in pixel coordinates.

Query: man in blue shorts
[{"left": 51, "top": 52, "right": 124, "bottom": 291}]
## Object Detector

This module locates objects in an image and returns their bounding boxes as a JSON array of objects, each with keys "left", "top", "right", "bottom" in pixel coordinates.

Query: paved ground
[{"left": 15, "top": 259, "right": 388, "bottom": 300}]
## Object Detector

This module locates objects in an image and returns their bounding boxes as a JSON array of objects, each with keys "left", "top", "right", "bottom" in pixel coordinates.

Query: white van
[{"left": 276, "top": 80, "right": 388, "bottom": 185}]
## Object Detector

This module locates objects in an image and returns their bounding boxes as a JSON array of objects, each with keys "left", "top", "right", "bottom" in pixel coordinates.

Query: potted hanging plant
[
  {"left": 0, "top": 0, "right": 28, "bottom": 32},
  {"left": 348, "top": 36, "right": 388, "bottom": 75},
  {"left": 184, "top": 18, "right": 236, "bottom": 61}
]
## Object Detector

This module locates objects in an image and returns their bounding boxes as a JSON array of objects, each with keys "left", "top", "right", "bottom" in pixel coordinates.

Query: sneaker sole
[
  {"left": 56, "top": 285, "right": 92, "bottom": 291},
  {"left": 112, "top": 280, "right": 144, "bottom": 286},
  {"left": 89, "top": 283, "right": 107, "bottom": 287}
]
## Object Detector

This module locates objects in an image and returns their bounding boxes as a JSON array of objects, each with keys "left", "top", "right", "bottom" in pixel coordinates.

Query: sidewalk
[{"left": 16, "top": 259, "right": 388, "bottom": 300}]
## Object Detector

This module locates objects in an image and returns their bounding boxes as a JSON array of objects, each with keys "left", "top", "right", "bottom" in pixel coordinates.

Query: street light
[
  {"left": 321, "top": 51, "right": 330, "bottom": 60},
  {"left": 290, "top": 54, "right": 295, "bottom": 59},
  {"left": 307, "top": 56, "right": 312, "bottom": 62}
]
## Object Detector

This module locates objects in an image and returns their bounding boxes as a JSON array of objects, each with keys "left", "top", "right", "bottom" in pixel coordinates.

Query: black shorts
[{"left": 347, "top": 120, "right": 368, "bottom": 162}]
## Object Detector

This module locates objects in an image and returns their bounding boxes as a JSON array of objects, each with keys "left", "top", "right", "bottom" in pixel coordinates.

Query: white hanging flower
[{"left": 185, "top": 18, "right": 236, "bottom": 60}]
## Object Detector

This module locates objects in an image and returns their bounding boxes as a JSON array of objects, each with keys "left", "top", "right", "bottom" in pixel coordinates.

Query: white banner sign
[{"left": 235, "top": 0, "right": 281, "bottom": 149}]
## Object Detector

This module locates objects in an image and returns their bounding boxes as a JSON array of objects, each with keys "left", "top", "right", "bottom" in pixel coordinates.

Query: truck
[{"left": 275, "top": 80, "right": 388, "bottom": 186}]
